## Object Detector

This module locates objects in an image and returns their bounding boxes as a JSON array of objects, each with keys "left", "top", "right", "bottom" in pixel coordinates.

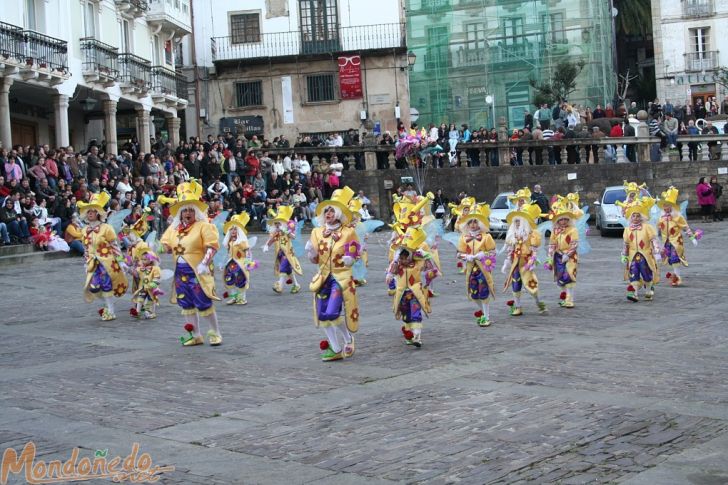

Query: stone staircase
[{"left": 0, "top": 243, "right": 75, "bottom": 266}]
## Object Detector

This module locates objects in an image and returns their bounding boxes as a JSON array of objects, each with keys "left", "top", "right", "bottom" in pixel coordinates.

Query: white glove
[
  {"left": 385, "top": 273, "right": 394, "bottom": 284},
  {"left": 262, "top": 244, "right": 270, "bottom": 253},
  {"left": 196, "top": 262, "right": 211, "bottom": 275},
  {"left": 465, "top": 254, "right": 475, "bottom": 263},
  {"left": 691, "top": 238, "right": 698, "bottom": 247},
  {"left": 654, "top": 254, "right": 662, "bottom": 263},
  {"left": 342, "top": 255, "right": 355, "bottom": 267},
  {"left": 120, "top": 262, "right": 130, "bottom": 273},
  {"left": 561, "top": 253, "right": 570, "bottom": 263},
  {"left": 501, "top": 258, "right": 511, "bottom": 275},
  {"left": 474, "top": 251, "right": 485, "bottom": 260}
]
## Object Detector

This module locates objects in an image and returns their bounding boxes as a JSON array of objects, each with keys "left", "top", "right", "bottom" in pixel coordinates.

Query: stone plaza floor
[{"left": 1, "top": 223, "right": 727, "bottom": 484}]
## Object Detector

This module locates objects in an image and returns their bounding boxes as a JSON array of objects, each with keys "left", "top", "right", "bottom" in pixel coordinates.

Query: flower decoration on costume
[
  {"left": 244, "top": 259, "right": 259, "bottom": 271},
  {"left": 344, "top": 240, "right": 361, "bottom": 259},
  {"left": 481, "top": 255, "right": 495, "bottom": 273},
  {"left": 318, "top": 240, "right": 329, "bottom": 255},
  {"left": 173, "top": 245, "right": 186, "bottom": 257},
  {"left": 350, "top": 308, "right": 359, "bottom": 321},
  {"left": 333, "top": 253, "right": 344, "bottom": 268},
  {"left": 130, "top": 307, "right": 139, "bottom": 317},
  {"left": 506, "top": 300, "right": 515, "bottom": 307},
  {"left": 319, "top": 340, "right": 329, "bottom": 350},
  {"left": 113, "top": 283, "right": 127, "bottom": 297},
  {"left": 180, "top": 323, "right": 196, "bottom": 344}
]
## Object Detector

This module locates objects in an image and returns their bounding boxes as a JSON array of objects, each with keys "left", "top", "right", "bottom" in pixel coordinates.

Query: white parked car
[
  {"left": 488, "top": 192, "right": 513, "bottom": 238},
  {"left": 594, "top": 185, "right": 651, "bottom": 237}
]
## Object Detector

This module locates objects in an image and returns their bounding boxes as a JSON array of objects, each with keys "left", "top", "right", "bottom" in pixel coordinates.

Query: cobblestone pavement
[{"left": 1, "top": 223, "right": 728, "bottom": 484}]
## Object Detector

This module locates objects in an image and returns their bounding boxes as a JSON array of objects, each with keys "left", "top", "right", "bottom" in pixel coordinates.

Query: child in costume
[
  {"left": 305, "top": 187, "right": 362, "bottom": 361},
  {"left": 159, "top": 181, "right": 223, "bottom": 346},
  {"left": 78, "top": 192, "right": 129, "bottom": 321},
  {"left": 456, "top": 203, "right": 497, "bottom": 326},
  {"left": 544, "top": 195, "right": 581, "bottom": 308},
  {"left": 263, "top": 206, "right": 303, "bottom": 294},
  {"left": 449, "top": 196, "right": 475, "bottom": 273},
  {"left": 131, "top": 245, "right": 163, "bottom": 319},
  {"left": 222, "top": 213, "right": 253, "bottom": 305},
  {"left": 124, "top": 215, "right": 152, "bottom": 319},
  {"left": 386, "top": 226, "right": 439, "bottom": 347},
  {"left": 616, "top": 181, "right": 648, "bottom": 216},
  {"left": 501, "top": 203, "right": 547, "bottom": 316},
  {"left": 508, "top": 187, "right": 532, "bottom": 210},
  {"left": 621, "top": 196, "right": 662, "bottom": 302},
  {"left": 656, "top": 187, "right": 701, "bottom": 287}
]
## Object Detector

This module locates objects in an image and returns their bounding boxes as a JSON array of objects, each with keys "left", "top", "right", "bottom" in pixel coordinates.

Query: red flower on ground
[
  {"left": 627, "top": 285, "right": 635, "bottom": 292},
  {"left": 286, "top": 278, "right": 293, "bottom": 285},
  {"left": 560, "top": 291, "right": 567, "bottom": 300},
  {"left": 319, "top": 340, "right": 329, "bottom": 350},
  {"left": 506, "top": 300, "right": 514, "bottom": 307},
  {"left": 404, "top": 330, "right": 414, "bottom": 340},
  {"left": 184, "top": 323, "right": 195, "bottom": 332},
  {"left": 474, "top": 310, "right": 483, "bottom": 317},
  {"left": 223, "top": 291, "right": 229, "bottom": 298},
  {"left": 98, "top": 308, "right": 104, "bottom": 316},
  {"left": 130, "top": 308, "right": 139, "bottom": 317}
]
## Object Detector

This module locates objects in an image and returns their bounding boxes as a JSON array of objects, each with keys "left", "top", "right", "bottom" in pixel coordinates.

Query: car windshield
[
  {"left": 492, "top": 195, "right": 510, "bottom": 209},
  {"left": 603, "top": 189, "right": 627, "bottom": 205}
]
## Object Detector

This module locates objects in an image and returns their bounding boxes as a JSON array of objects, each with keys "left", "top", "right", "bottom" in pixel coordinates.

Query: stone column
[
  {"left": 166, "top": 114, "right": 181, "bottom": 147},
  {"left": 52, "top": 93, "right": 70, "bottom": 148},
  {"left": 497, "top": 116, "right": 509, "bottom": 166},
  {"left": 103, "top": 99, "right": 118, "bottom": 155},
  {"left": 136, "top": 107, "right": 151, "bottom": 153},
  {"left": 636, "top": 110, "right": 649, "bottom": 163},
  {"left": 0, "top": 77, "right": 14, "bottom": 150}
]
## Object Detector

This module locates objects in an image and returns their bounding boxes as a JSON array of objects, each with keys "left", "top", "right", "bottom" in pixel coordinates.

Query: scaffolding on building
[{"left": 406, "top": 0, "right": 616, "bottom": 130}]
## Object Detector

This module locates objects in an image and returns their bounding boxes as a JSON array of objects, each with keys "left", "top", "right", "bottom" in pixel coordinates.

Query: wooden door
[{"left": 11, "top": 120, "right": 37, "bottom": 147}]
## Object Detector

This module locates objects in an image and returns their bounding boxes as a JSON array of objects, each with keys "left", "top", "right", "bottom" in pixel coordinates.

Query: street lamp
[{"left": 407, "top": 50, "right": 416, "bottom": 70}]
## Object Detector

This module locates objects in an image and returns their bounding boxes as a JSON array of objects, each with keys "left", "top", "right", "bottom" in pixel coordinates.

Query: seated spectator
[
  {"left": 1, "top": 197, "right": 31, "bottom": 243},
  {"left": 64, "top": 214, "right": 85, "bottom": 255}
]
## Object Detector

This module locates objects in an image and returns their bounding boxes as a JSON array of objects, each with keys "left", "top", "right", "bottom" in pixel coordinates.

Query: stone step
[
  {"left": 0, "top": 243, "right": 36, "bottom": 257},
  {"left": 0, "top": 249, "right": 75, "bottom": 267}
]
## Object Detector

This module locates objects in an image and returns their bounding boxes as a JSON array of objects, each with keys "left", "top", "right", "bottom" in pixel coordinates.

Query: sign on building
[
  {"left": 338, "top": 55, "right": 363, "bottom": 100},
  {"left": 219, "top": 116, "right": 265, "bottom": 137}
]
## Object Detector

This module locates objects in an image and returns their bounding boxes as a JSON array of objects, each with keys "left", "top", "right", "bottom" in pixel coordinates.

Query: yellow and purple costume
[
  {"left": 503, "top": 203, "right": 546, "bottom": 316},
  {"left": 622, "top": 196, "right": 661, "bottom": 302},
  {"left": 656, "top": 187, "right": 699, "bottom": 287},
  {"left": 223, "top": 213, "right": 252, "bottom": 304}
]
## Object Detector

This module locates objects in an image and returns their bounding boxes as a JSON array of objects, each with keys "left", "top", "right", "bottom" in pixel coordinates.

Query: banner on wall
[
  {"left": 281, "top": 76, "right": 294, "bottom": 124},
  {"left": 338, "top": 55, "right": 363, "bottom": 100}
]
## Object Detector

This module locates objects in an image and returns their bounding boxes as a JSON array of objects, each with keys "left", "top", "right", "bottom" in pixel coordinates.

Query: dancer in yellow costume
[
  {"left": 386, "top": 226, "right": 439, "bottom": 347},
  {"left": 306, "top": 187, "right": 362, "bottom": 361},
  {"left": 222, "top": 213, "right": 253, "bottom": 305},
  {"left": 656, "top": 187, "right": 701, "bottom": 287},
  {"left": 457, "top": 203, "right": 497, "bottom": 326},
  {"left": 131, "top": 244, "right": 163, "bottom": 319},
  {"left": 160, "top": 180, "right": 223, "bottom": 346},
  {"left": 124, "top": 213, "right": 152, "bottom": 319},
  {"left": 78, "top": 191, "right": 129, "bottom": 321},
  {"left": 621, "top": 196, "right": 661, "bottom": 302},
  {"left": 449, "top": 196, "right": 475, "bottom": 273},
  {"left": 508, "top": 187, "right": 532, "bottom": 210},
  {"left": 501, "top": 203, "right": 547, "bottom": 316},
  {"left": 616, "top": 181, "right": 647, "bottom": 216},
  {"left": 544, "top": 195, "right": 581, "bottom": 308},
  {"left": 263, "top": 205, "right": 303, "bottom": 294}
]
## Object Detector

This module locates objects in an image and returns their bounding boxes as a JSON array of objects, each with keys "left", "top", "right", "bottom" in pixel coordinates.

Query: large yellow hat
[
  {"left": 549, "top": 194, "right": 581, "bottom": 221},
  {"left": 623, "top": 180, "right": 647, "bottom": 195},
  {"left": 130, "top": 241, "right": 151, "bottom": 261},
  {"left": 316, "top": 186, "right": 354, "bottom": 224},
  {"left": 656, "top": 186, "right": 680, "bottom": 210},
  {"left": 624, "top": 196, "right": 655, "bottom": 219},
  {"left": 459, "top": 203, "right": 491, "bottom": 230},
  {"left": 159, "top": 180, "right": 209, "bottom": 217},
  {"left": 126, "top": 208, "right": 152, "bottom": 237},
  {"left": 77, "top": 191, "right": 111, "bottom": 219},
  {"left": 399, "top": 226, "right": 427, "bottom": 252},
  {"left": 224, "top": 212, "right": 250, "bottom": 234},
  {"left": 269, "top": 205, "right": 295, "bottom": 225},
  {"left": 508, "top": 187, "right": 532, "bottom": 206},
  {"left": 506, "top": 202, "right": 543, "bottom": 229}
]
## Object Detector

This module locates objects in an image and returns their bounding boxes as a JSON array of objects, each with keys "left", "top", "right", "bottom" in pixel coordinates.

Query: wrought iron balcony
[
  {"left": 146, "top": 0, "right": 191, "bottom": 35},
  {"left": 176, "top": 72, "right": 189, "bottom": 102},
  {"left": 684, "top": 0, "right": 714, "bottom": 17},
  {"left": 118, "top": 53, "right": 151, "bottom": 92},
  {"left": 0, "top": 22, "right": 68, "bottom": 73},
  {"left": 80, "top": 37, "right": 119, "bottom": 82},
  {"left": 115, "top": 0, "right": 148, "bottom": 18},
  {"left": 685, "top": 51, "right": 718, "bottom": 72},
  {"left": 211, "top": 23, "right": 405, "bottom": 62},
  {"left": 151, "top": 65, "right": 177, "bottom": 95}
]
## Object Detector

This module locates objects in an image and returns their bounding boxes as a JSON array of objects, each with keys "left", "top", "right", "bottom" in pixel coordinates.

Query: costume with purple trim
[
  {"left": 621, "top": 196, "right": 661, "bottom": 302},
  {"left": 656, "top": 187, "right": 700, "bottom": 287},
  {"left": 223, "top": 213, "right": 253, "bottom": 305},
  {"left": 264, "top": 206, "right": 302, "bottom": 294}
]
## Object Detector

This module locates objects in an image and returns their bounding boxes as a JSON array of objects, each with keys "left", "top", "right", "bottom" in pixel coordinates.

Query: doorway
[{"left": 11, "top": 120, "right": 37, "bottom": 147}]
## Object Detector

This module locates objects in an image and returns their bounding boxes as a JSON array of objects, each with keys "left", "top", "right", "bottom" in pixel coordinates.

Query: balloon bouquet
[{"left": 394, "top": 130, "right": 444, "bottom": 195}]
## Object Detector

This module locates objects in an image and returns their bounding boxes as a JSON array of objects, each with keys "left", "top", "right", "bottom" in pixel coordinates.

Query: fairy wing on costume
[
  {"left": 423, "top": 219, "right": 444, "bottom": 247},
  {"left": 108, "top": 209, "right": 131, "bottom": 233},
  {"left": 160, "top": 269, "right": 174, "bottom": 281},
  {"left": 442, "top": 231, "right": 460, "bottom": 248},
  {"left": 211, "top": 210, "right": 229, "bottom": 269},
  {"left": 291, "top": 219, "right": 307, "bottom": 258},
  {"left": 576, "top": 206, "right": 592, "bottom": 255},
  {"left": 648, "top": 204, "right": 660, "bottom": 227},
  {"left": 535, "top": 220, "right": 553, "bottom": 263},
  {"left": 680, "top": 200, "right": 688, "bottom": 219},
  {"left": 144, "top": 230, "right": 158, "bottom": 253}
]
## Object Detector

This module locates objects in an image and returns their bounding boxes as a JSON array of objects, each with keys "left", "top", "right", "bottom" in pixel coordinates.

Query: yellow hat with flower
[
  {"left": 656, "top": 186, "right": 681, "bottom": 210},
  {"left": 159, "top": 180, "right": 209, "bottom": 217},
  {"left": 268, "top": 205, "right": 295, "bottom": 225},
  {"left": 623, "top": 180, "right": 647, "bottom": 196},
  {"left": 506, "top": 202, "right": 543, "bottom": 229},
  {"left": 549, "top": 194, "right": 582, "bottom": 221},
  {"left": 399, "top": 226, "right": 427, "bottom": 252},
  {"left": 624, "top": 196, "right": 655, "bottom": 219},
  {"left": 77, "top": 191, "right": 111, "bottom": 219},
  {"left": 316, "top": 186, "right": 355, "bottom": 224},
  {"left": 508, "top": 187, "right": 532, "bottom": 206},
  {"left": 459, "top": 203, "right": 492, "bottom": 230},
  {"left": 224, "top": 212, "right": 250, "bottom": 234}
]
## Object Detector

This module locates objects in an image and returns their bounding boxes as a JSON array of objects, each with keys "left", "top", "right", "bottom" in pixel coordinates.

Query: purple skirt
[
  {"left": 316, "top": 275, "right": 343, "bottom": 321},
  {"left": 663, "top": 242, "right": 681, "bottom": 265},
  {"left": 468, "top": 266, "right": 490, "bottom": 300},
  {"left": 277, "top": 250, "right": 292, "bottom": 275},
  {"left": 628, "top": 253, "right": 654, "bottom": 283},
  {"left": 88, "top": 263, "right": 112, "bottom": 294},
  {"left": 398, "top": 290, "right": 423, "bottom": 323},
  {"left": 554, "top": 252, "right": 574, "bottom": 287},
  {"left": 174, "top": 262, "right": 212, "bottom": 311},
  {"left": 224, "top": 260, "right": 248, "bottom": 289}
]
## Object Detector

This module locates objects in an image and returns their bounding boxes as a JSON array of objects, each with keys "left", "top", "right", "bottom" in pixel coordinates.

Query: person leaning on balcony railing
[{"left": 702, "top": 121, "right": 721, "bottom": 161}]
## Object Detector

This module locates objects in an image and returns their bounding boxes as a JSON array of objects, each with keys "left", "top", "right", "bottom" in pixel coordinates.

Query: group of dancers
[{"left": 76, "top": 179, "right": 703, "bottom": 361}]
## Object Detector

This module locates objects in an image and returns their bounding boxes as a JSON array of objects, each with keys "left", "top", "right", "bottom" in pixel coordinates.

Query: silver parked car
[
  {"left": 594, "top": 185, "right": 651, "bottom": 236},
  {"left": 488, "top": 192, "right": 513, "bottom": 238}
]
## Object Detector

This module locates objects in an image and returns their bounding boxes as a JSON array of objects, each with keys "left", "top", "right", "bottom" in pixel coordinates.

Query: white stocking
[
  {"left": 104, "top": 296, "right": 115, "bottom": 314},
  {"left": 324, "top": 326, "right": 342, "bottom": 353},
  {"left": 203, "top": 311, "right": 221, "bottom": 337},
  {"left": 291, "top": 274, "right": 299, "bottom": 286},
  {"left": 532, "top": 293, "right": 541, "bottom": 305},
  {"left": 480, "top": 302, "right": 490, "bottom": 319},
  {"left": 413, "top": 327, "right": 422, "bottom": 337},
  {"left": 135, "top": 301, "right": 143, "bottom": 312},
  {"left": 513, "top": 293, "right": 521, "bottom": 307},
  {"left": 336, "top": 323, "right": 353, "bottom": 345},
  {"left": 240, "top": 290, "right": 247, "bottom": 300},
  {"left": 567, "top": 287, "right": 574, "bottom": 301},
  {"left": 672, "top": 266, "right": 681, "bottom": 278},
  {"left": 185, "top": 312, "right": 202, "bottom": 338},
  {"left": 277, "top": 275, "right": 286, "bottom": 287}
]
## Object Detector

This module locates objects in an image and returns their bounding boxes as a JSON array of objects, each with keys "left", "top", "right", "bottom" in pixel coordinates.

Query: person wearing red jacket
[{"left": 244, "top": 149, "right": 260, "bottom": 184}]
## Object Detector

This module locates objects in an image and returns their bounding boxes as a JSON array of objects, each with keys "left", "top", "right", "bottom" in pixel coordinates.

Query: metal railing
[
  {"left": 80, "top": 37, "right": 119, "bottom": 79},
  {"left": 685, "top": 50, "right": 718, "bottom": 72},
  {"left": 118, "top": 53, "right": 151, "bottom": 90},
  {"left": 115, "top": 0, "right": 149, "bottom": 11},
  {"left": 684, "top": 0, "right": 714, "bottom": 17},
  {"left": 151, "top": 65, "right": 177, "bottom": 96},
  {"left": 0, "top": 22, "right": 68, "bottom": 72},
  {"left": 176, "top": 72, "right": 189, "bottom": 102},
  {"left": 211, "top": 23, "right": 405, "bottom": 61}
]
